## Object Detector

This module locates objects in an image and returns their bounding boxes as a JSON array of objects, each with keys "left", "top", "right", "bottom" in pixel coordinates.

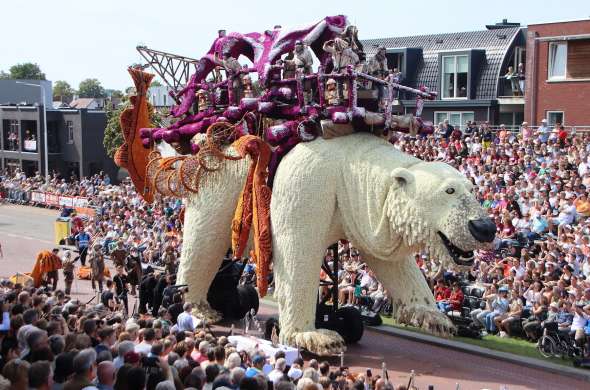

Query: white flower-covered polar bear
[{"left": 177, "top": 132, "right": 494, "bottom": 355}]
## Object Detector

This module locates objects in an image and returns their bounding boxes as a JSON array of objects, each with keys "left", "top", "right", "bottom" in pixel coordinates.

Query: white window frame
[
  {"left": 441, "top": 54, "right": 469, "bottom": 100},
  {"left": 513, "top": 47, "right": 525, "bottom": 68},
  {"left": 434, "top": 111, "right": 475, "bottom": 129},
  {"left": 548, "top": 42, "right": 567, "bottom": 81},
  {"left": 66, "top": 121, "right": 74, "bottom": 144},
  {"left": 546, "top": 111, "right": 565, "bottom": 126}
]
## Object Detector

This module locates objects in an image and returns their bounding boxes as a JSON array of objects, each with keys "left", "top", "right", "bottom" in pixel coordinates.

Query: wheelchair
[{"left": 537, "top": 322, "right": 584, "bottom": 359}]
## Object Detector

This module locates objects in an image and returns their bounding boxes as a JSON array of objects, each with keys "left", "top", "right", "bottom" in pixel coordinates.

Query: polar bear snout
[{"left": 468, "top": 218, "right": 496, "bottom": 243}]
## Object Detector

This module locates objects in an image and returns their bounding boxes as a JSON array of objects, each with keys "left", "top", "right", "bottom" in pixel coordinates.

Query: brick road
[{"left": 0, "top": 205, "right": 587, "bottom": 389}]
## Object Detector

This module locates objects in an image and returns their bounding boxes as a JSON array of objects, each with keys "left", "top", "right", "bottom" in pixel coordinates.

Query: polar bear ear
[{"left": 391, "top": 167, "right": 415, "bottom": 187}]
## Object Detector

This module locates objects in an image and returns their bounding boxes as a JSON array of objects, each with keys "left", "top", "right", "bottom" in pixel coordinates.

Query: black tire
[
  {"left": 237, "top": 284, "right": 259, "bottom": 318},
  {"left": 537, "top": 335, "right": 556, "bottom": 358},
  {"left": 334, "top": 306, "right": 364, "bottom": 343}
]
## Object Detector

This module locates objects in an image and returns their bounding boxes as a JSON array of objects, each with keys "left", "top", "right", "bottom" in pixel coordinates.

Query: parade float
[{"left": 115, "top": 15, "right": 495, "bottom": 355}]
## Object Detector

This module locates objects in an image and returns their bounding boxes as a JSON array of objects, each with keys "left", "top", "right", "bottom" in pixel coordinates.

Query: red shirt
[
  {"left": 558, "top": 129, "right": 567, "bottom": 141},
  {"left": 434, "top": 286, "right": 451, "bottom": 302},
  {"left": 449, "top": 289, "right": 464, "bottom": 310}
]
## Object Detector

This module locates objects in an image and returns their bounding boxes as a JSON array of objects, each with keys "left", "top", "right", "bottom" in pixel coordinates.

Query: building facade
[
  {"left": 148, "top": 85, "right": 175, "bottom": 109},
  {"left": 524, "top": 19, "right": 590, "bottom": 126},
  {"left": 363, "top": 22, "right": 527, "bottom": 128},
  {"left": 0, "top": 81, "right": 117, "bottom": 180}
]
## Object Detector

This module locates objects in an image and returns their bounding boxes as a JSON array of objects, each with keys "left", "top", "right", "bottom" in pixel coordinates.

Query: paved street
[
  {"left": 0, "top": 204, "right": 103, "bottom": 302},
  {"left": 1, "top": 205, "right": 588, "bottom": 389}
]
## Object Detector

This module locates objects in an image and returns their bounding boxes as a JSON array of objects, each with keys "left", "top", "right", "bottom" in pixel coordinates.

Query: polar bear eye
[{"left": 446, "top": 187, "right": 455, "bottom": 195}]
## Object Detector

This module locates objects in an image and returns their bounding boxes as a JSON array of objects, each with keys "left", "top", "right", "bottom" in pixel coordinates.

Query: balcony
[{"left": 498, "top": 77, "right": 524, "bottom": 105}]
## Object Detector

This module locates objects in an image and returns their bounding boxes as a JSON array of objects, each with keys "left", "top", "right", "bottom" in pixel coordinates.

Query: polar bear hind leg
[
  {"left": 271, "top": 148, "right": 345, "bottom": 355},
  {"left": 367, "top": 254, "right": 455, "bottom": 337}
]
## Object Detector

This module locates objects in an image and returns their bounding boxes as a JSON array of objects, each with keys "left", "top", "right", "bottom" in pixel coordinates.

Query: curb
[
  {"left": 260, "top": 299, "right": 590, "bottom": 382},
  {"left": 369, "top": 325, "right": 590, "bottom": 383}
]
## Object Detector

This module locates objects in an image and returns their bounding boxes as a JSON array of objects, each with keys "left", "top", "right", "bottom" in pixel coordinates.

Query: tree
[
  {"left": 103, "top": 102, "right": 164, "bottom": 158},
  {"left": 103, "top": 104, "right": 126, "bottom": 158},
  {"left": 53, "top": 80, "right": 74, "bottom": 101},
  {"left": 151, "top": 80, "right": 163, "bottom": 87},
  {"left": 78, "top": 78, "right": 106, "bottom": 98},
  {"left": 9, "top": 63, "right": 46, "bottom": 80},
  {"left": 0, "top": 71, "right": 9, "bottom": 80}
]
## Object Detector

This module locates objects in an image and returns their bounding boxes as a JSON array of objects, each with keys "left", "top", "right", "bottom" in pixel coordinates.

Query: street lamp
[{"left": 16, "top": 81, "right": 49, "bottom": 181}]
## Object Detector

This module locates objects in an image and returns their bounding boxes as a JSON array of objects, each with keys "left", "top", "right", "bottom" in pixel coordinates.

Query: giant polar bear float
[{"left": 176, "top": 132, "right": 496, "bottom": 355}]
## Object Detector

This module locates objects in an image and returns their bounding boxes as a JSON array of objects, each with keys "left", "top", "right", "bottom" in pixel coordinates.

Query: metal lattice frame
[{"left": 136, "top": 45, "right": 199, "bottom": 94}]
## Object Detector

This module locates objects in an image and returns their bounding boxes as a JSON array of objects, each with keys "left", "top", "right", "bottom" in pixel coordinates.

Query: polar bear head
[{"left": 387, "top": 160, "right": 495, "bottom": 268}]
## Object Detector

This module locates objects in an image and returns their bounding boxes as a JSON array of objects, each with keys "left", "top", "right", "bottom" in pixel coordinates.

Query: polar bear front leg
[
  {"left": 368, "top": 255, "right": 455, "bottom": 337},
  {"left": 178, "top": 196, "right": 235, "bottom": 323}
]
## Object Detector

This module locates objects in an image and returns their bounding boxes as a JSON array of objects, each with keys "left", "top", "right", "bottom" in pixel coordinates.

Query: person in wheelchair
[{"left": 541, "top": 301, "right": 581, "bottom": 350}]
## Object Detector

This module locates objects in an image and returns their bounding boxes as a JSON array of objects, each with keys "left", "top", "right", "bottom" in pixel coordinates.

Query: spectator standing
[{"left": 74, "top": 229, "right": 91, "bottom": 267}]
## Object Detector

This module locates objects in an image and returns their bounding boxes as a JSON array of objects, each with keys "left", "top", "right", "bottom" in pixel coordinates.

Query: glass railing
[
  {"left": 498, "top": 77, "right": 525, "bottom": 97},
  {"left": 23, "top": 140, "right": 37, "bottom": 152}
]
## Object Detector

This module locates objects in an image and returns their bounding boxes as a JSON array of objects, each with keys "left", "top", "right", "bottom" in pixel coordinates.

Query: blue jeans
[
  {"left": 485, "top": 312, "right": 498, "bottom": 332},
  {"left": 437, "top": 302, "right": 451, "bottom": 312}
]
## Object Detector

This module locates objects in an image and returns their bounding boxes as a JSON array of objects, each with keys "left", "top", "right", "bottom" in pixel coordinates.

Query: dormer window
[{"left": 441, "top": 55, "right": 468, "bottom": 99}]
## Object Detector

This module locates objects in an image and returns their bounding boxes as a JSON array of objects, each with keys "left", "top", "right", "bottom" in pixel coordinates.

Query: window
[
  {"left": 66, "top": 121, "right": 74, "bottom": 144},
  {"left": 386, "top": 52, "right": 404, "bottom": 73},
  {"left": 434, "top": 111, "right": 474, "bottom": 129},
  {"left": 548, "top": 42, "right": 567, "bottom": 80},
  {"left": 163, "top": 94, "right": 167, "bottom": 106},
  {"left": 442, "top": 55, "right": 468, "bottom": 99},
  {"left": 513, "top": 47, "right": 526, "bottom": 69},
  {"left": 567, "top": 40, "right": 590, "bottom": 79},
  {"left": 547, "top": 111, "right": 564, "bottom": 126}
]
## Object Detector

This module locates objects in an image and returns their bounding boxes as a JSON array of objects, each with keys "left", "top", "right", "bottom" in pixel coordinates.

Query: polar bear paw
[
  {"left": 191, "top": 301, "right": 222, "bottom": 323},
  {"left": 397, "top": 305, "right": 456, "bottom": 337},
  {"left": 282, "top": 328, "right": 346, "bottom": 356}
]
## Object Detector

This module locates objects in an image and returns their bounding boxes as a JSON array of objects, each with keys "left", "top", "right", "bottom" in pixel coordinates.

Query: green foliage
[
  {"left": 103, "top": 103, "right": 127, "bottom": 158},
  {"left": 151, "top": 80, "right": 163, "bottom": 87},
  {"left": 78, "top": 78, "right": 106, "bottom": 98},
  {"left": 8, "top": 63, "right": 46, "bottom": 80},
  {"left": 103, "top": 101, "right": 165, "bottom": 158},
  {"left": 0, "top": 71, "right": 10, "bottom": 80},
  {"left": 53, "top": 80, "right": 74, "bottom": 101},
  {"left": 110, "top": 90, "right": 124, "bottom": 99}
]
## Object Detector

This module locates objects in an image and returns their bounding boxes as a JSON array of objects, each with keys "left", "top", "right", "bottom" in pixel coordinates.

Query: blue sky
[{"left": 0, "top": 0, "right": 587, "bottom": 91}]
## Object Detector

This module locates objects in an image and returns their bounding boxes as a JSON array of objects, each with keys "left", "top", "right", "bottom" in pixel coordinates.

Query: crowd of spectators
[
  {"left": 0, "top": 278, "right": 411, "bottom": 390},
  {"left": 394, "top": 119, "right": 590, "bottom": 351},
  {"left": 2, "top": 117, "right": 590, "bottom": 388}
]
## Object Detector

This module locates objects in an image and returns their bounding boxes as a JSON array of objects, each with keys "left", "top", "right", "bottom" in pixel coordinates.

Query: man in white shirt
[
  {"left": 570, "top": 304, "right": 589, "bottom": 348},
  {"left": 267, "top": 358, "right": 286, "bottom": 384}
]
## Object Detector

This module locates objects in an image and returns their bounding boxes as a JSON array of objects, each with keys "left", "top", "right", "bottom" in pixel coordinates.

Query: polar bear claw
[
  {"left": 281, "top": 328, "right": 346, "bottom": 356},
  {"left": 397, "top": 304, "right": 456, "bottom": 337},
  {"left": 192, "top": 301, "right": 223, "bottom": 323}
]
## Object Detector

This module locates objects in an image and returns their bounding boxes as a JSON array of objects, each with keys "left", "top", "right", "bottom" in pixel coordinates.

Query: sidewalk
[{"left": 370, "top": 324, "right": 590, "bottom": 383}]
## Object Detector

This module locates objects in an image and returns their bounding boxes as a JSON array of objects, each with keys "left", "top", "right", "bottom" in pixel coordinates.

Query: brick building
[{"left": 524, "top": 19, "right": 590, "bottom": 126}]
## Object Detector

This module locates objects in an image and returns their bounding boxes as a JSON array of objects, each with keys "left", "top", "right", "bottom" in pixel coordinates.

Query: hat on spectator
[
  {"left": 498, "top": 286, "right": 509, "bottom": 293},
  {"left": 252, "top": 355, "right": 265, "bottom": 365}
]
